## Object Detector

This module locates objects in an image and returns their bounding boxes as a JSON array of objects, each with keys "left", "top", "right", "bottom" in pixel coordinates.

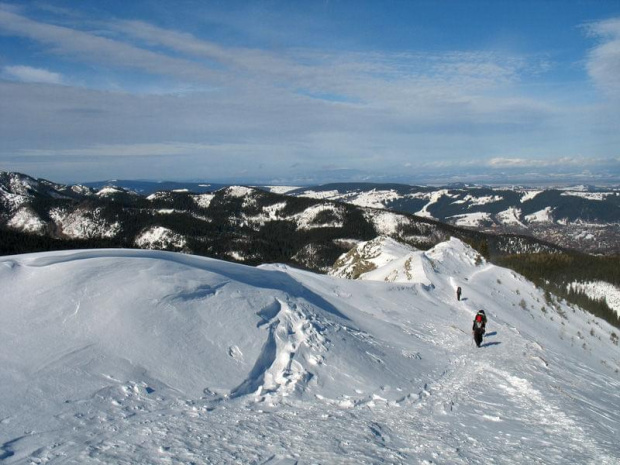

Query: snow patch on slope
[
  {"left": 414, "top": 189, "right": 452, "bottom": 218},
  {"left": 345, "top": 189, "right": 402, "bottom": 209},
  {"left": 50, "top": 208, "right": 121, "bottom": 239},
  {"left": 260, "top": 202, "right": 288, "bottom": 220},
  {"left": 295, "top": 204, "right": 344, "bottom": 230},
  {"left": 298, "top": 189, "right": 340, "bottom": 200},
  {"left": 520, "top": 190, "right": 543, "bottom": 202},
  {"left": 561, "top": 192, "right": 611, "bottom": 201},
  {"left": 135, "top": 226, "right": 187, "bottom": 250},
  {"left": 6, "top": 207, "right": 47, "bottom": 234},
  {"left": 367, "top": 210, "right": 409, "bottom": 235},
  {"left": 454, "top": 194, "right": 503, "bottom": 206},
  {"left": 496, "top": 207, "right": 525, "bottom": 227},
  {"left": 262, "top": 186, "right": 300, "bottom": 194},
  {"left": 525, "top": 207, "right": 554, "bottom": 223},
  {"left": 448, "top": 212, "right": 493, "bottom": 227},
  {"left": 192, "top": 193, "right": 215, "bottom": 209},
  {"left": 569, "top": 281, "right": 620, "bottom": 318}
]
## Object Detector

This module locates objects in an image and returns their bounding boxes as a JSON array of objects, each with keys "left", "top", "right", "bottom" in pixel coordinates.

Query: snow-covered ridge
[
  {"left": 332, "top": 236, "right": 484, "bottom": 286},
  {"left": 285, "top": 183, "right": 620, "bottom": 254},
  {"left": 452, "top": 194, "right": 503, "bottom": 206},
  {"left": 330, "top": 236, "right": 421, "bottom": 280},
  {"left": 224, "top": 185, "right": 255, "bottom": 198},
  {"left": 261, "top": 185, "right": 301, "bottom": 195},
  {"left": 96, "top": 186, "right": 126, "bottom": 197},
  {"left": 1, "top": 243, "right": 619, "bottom": 463},
  {"left": 343, "top": 189, "right": 402, "bottom": 209},
  {"left": 561, "top": 191, "right": 614, "bottom": 201},
  {"left": 297, "top": 189, "right": 341, "bottom": 200}
]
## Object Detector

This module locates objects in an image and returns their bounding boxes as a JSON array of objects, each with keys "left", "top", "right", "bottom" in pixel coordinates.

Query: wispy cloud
[
  {"left": 3, "top": 65, "right": 62, "bottom": 84},
  {"left": 0, "top": 4, "right": 618, "bottom": 184},
  {"left": 0, "top": 7, "right": 222, "bottom": 83},
  {"left": 584, "top": 17, "right": 620, "bottom": 97},
  {"left": 16, "top": 142, "right": 213, "bottom": 157},
  {"left": 0, "top": 6, "right": 548, "bottom": 106}
]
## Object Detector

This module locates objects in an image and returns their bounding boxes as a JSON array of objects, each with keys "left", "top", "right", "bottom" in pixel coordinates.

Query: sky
[{"left": 0, "top": 0, "right": 619, "bottom": 186}]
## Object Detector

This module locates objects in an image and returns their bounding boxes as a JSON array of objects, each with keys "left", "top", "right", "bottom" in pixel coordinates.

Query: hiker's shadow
[
  {"left": 485, "top": 331, "right": 497, "bottom": 337},
  {"left": 460, "top": 298, "right": 469, "bottom": 301},
  {"left": 481, "top": 341, "right": 501, "bottom": 348}
]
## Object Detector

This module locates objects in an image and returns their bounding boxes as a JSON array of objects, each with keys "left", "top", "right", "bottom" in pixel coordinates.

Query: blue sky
[{"left": 0, "top": 0, "right": 619, "bottom": 185}]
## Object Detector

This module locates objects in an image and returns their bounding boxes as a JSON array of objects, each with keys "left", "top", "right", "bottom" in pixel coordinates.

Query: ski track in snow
[{"left": 1, "top": 244, "right": 619, "bottom": 464}]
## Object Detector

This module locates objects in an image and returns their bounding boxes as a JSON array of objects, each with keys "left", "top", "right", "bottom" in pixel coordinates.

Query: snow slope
[{"left": 1, "top": 242, "right": 619, "bottom": 464}]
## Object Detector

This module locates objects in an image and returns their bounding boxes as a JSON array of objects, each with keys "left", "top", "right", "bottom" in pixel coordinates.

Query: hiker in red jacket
[{"left": 472, "top": 310, "right": 487, "bottom": 347}]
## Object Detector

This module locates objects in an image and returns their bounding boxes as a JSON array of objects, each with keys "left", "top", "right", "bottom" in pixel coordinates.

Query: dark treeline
[
  {"left": 496, "top": 253, "right": 620, "bottom": 328},
  {"left": 0, "top": 228, "right": 124, "bottom": 255}
]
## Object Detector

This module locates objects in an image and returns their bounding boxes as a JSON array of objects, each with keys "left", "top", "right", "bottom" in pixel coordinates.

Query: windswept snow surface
[{"left": 1, "top": 243, "right": 620, "bottom": 464}]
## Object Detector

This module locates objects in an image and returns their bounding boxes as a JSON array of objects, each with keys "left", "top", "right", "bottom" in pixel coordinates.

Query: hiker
[
  {"left": 472, "top": 310, "right": 487, "bottom": 348},
  {"left": 456, "top": 286, "right": 462, "bottom": 301}
]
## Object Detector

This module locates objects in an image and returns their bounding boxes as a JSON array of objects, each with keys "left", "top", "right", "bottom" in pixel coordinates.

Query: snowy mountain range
[
  {"left": 1, "top": 239, "right": 619, "bottom": 463},
  {"left": 279, "top": 183, "right": 620, "bottom": 254},
  {"left": 0, "top": 172, "right": 564, "bottom": 272},
  {"left": 4, "top": 172, "right": 617, "bottom": 255}
]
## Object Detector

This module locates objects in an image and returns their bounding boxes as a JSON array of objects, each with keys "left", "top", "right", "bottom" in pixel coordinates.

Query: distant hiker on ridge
[
  {"left": 472, "top": 310, "right": 487, "bottom": 348},
  {"left": 456, "top": 286, "right": 462, "bottom": 301}
]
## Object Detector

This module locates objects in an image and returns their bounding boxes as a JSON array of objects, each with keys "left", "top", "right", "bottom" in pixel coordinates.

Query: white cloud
[
  {"left": 487, "top": 156, "right": 618, "bottom": 169},
  {"left": 584, "top": 17, "right": 620, "bottom": 97},
  {"left": 3, "top": 65, "right": 62, "bottom": 84}
]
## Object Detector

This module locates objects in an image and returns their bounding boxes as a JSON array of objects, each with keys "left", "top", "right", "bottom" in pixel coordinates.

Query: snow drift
[{"left": 1, "top": 239, "right": 619, "bottom": 464}]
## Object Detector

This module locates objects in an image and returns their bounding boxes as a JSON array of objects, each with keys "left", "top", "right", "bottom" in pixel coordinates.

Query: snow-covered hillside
[
  {"left": 1, "top": 240, "right": 619, "bottom": 464},
  {"left": 288, "top": 183, "right": 620, "bottom": 254}
]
